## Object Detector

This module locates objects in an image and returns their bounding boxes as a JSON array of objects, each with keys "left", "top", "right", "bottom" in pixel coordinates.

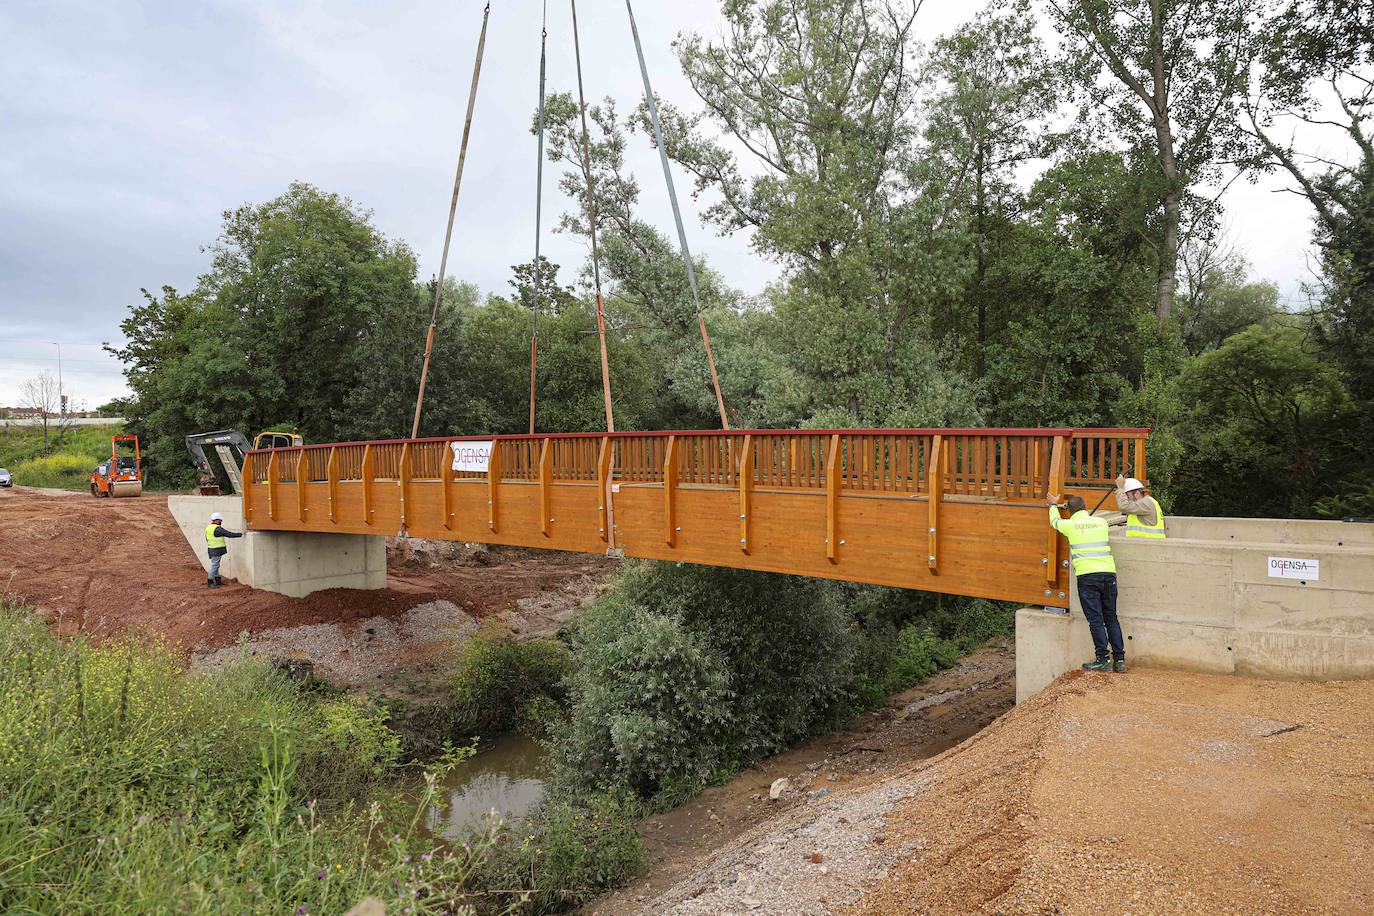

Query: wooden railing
[{"left": 240, "top": 427, "right": 1148, "bottom": 606}]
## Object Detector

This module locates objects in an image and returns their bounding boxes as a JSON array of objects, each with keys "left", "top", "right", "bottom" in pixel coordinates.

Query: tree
[
  {"left": 1176, "top": 239, "right": 1280, "bottom": 354},
  {"left": 19, "top": 371, "right": 68, "bottom": 455},
  {"left": 1172, "top": 324, "right": 1349, "bottom": 515},
  {"left": 925, "top": 0, "right": 1062, "bottom": 379},
  {"left": 1047, "top": 0, "right": 1266, "bottom": 327}
]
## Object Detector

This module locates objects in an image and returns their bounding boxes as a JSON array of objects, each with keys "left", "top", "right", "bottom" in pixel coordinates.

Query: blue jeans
[
  {"left": 1077, "top": 572, "right": 1123, "bottom": 661},
  {"left": 209, "top": 553, "right": 222, "bottom": 580}
]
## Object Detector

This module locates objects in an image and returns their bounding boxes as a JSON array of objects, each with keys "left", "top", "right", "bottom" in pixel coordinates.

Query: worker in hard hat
[
  {"left": 1113, "top": 475, "right": 1166, "bottom": 539},
  {"left": 205, "top": 511, "right": 243, "bottom": 589},
  {"left": 1047, "top": 493, "right": 1124, "bottom": 673}
]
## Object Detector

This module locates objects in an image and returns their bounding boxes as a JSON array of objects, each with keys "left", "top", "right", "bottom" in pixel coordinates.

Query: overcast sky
[{"left": 0, "top": 0, "right": 1336, "bottom": 409}]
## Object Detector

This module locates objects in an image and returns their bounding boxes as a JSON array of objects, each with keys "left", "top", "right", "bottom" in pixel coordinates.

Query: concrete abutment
[
  {"left": 1016, "top": 515, "right": 1374, "bottom": 702},
  {"left": 166, "top": 495, "right": 386, "bottom": 598}
]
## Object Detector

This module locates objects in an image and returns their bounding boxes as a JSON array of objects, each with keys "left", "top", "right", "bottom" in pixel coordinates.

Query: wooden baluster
[
  {"left": 1134, "top": 436, "right": 1146, "bottom": 484},
  {"left": 361, "top": 444, "right": 374, "bottom": 526},
  {"left": 266, "top": 451, "right": 278, "bottom": 521},
  {"left": 663, "top": 435, "right": 678, "bottom": 546},
  {"left": 738, "top": 434, "right": 753, "bottom": 553},
  {"left": 487, "top": 439, "right": 502, "bottom": 532},
  {"left": 539, "top": 437, "right": 553, "bottom": 537},
  {"left": 826, "top": 434, "right": 840, "bottom": 562}
]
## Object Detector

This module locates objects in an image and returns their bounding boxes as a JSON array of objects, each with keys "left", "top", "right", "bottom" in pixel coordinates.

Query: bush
[
  {"left": 471, "top": 791, "right": 647, "bottom": 914},
  {"left": 11, "top": 451, "right": 94, "bottom": 488},
  {"left": 449, "top": 629, "right": 575, "bottom": 739},
  {"left": 881, "top": 624, "right": 962, "bottom": 695},
  {"left": 0, "top": 603, "right": 498, "bottom": 914}
]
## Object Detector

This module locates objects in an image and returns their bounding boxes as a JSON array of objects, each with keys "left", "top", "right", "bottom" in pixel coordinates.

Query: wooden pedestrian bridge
[{"left": 240, "top": 427, "right": 1148, "bottom": 607}]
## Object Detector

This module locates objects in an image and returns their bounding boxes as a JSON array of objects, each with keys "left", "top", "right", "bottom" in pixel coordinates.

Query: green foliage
[
  {"left": 0, "top": 602, "right": 503, "bottom": 915},
  {"left": 1170, "top": 324, "right": 1350, "bottom": 516},
  {"left": 881, "top": 625, "right": 963, "bottom": 695},
  {"left": 474, "top": 791, "right": 647, "bottom": 915},
  {"left": 0, "top": 422, "right": 123, "bottom": 489},
  {"left": 449, "top": 630, "right": 575, "bottom": 739}
]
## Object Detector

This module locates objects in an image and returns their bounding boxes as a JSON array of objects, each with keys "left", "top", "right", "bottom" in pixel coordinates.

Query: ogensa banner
[{"left": 450, "top": 440, "right": 494, "bottom": 472}]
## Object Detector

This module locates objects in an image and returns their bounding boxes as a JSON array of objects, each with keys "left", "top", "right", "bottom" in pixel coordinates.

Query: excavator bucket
[{"left": 110, "top": 479, "right": 143, "bottom": 498}]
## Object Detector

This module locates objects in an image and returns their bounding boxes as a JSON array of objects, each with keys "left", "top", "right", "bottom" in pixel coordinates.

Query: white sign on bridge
[
  {"left": 450, "top": 440, "right": 494, "bottom": 472},
  {"left": 1268, "top": 556, "right": 1320, "bottom": 581}
]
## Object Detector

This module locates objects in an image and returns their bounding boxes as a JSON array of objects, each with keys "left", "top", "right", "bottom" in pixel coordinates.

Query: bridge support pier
[
  {"left": 1016, "top": 516, "right": 1374, "bottom": 702},
  {"left": 167, "top": 495, "right": 387, "bottom": 598}
]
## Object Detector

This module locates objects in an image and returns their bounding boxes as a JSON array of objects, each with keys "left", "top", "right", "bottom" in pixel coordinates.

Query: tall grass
[
  {"left": 0, "top": 423, "right": 124, "bottom": 489},
  {"left": 0, "top": 603, "right": 511, "bottom": 914}
]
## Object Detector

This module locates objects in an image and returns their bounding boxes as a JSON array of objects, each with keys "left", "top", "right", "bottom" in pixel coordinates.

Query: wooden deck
[{"left": 241, "top": 428, "right": 1148, "bottom": 607}]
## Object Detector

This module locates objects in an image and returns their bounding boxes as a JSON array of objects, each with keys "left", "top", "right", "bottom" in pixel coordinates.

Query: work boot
[
  {"left": 1081, "top": 659, "right": 1112, "bottom": 672},
  {"left": 207, "top": 578, "right": 217, "bottom": 589},
  {"left": 215, "top": 576, "right": 224, "bottom": 587},
  {"left": 1113, "top": 658, "right": 1127, "bottom": 673}
]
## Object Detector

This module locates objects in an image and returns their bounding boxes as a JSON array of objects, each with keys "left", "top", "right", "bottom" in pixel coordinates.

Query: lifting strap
[
  {"left": 624, "top": 0, "right": 731, "bottom": 430},
  {"left": 570, "top": 0, "right": 616, "bottom": 433},
  {"left": 529, "top": 1, "right": 549, "bottom": 435},
  {"left": 412, "top": 2, "right": 491, "bottom": 439}
]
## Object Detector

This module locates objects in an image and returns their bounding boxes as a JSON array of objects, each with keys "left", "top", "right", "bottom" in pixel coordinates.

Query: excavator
[
  {"left": 186, "top": 429, "right": 302, "bottom": 495},
  {"left": 90, "top": 435, "right": 144, "bottom": 498}
]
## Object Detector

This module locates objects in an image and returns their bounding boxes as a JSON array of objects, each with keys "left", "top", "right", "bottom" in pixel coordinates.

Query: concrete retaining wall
[
  {"left": 1016, "top": 517, "right": 1374, "bottom": 702},
  {"left": 166, "top": 495, "right": 386, "bottom": 598}
]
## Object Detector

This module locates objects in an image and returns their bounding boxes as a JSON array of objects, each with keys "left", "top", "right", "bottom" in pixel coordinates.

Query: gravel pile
[
  {"left": 191, "top": 599, "right": 477, "bottom": 687},
  {"left": 645, "top": 775, "right": 933, "bottom": 916}
]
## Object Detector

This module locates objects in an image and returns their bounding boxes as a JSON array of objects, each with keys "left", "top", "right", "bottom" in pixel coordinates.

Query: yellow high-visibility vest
[
  {"left": 1126, "top": 496, "right": 1166, "bottom": 539},
  {"left": 1049, "top": 507, "right": 1116, "bottom": 575},
  {"left": 205, "top": 523, "right": 226, "bottom": 550}
]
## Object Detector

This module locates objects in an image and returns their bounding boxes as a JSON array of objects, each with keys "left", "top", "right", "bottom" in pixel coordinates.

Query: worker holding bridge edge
[
  {"left": 1113, "top": 475, "right": 1166, "bottom": 538},
  {"left": 1047, "top": 493, "right": 1125, "bottom": 673},
  {"left": 204, "top": 511, "right": 243, "bottom": 589}
]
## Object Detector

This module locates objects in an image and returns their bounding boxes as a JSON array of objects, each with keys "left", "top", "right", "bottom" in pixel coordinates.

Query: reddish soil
[{"left": 0, "top": 487, "right": 611, "bottom": 651}]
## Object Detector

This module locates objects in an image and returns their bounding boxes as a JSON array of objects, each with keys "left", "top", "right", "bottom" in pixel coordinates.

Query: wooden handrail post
[
  {"left": 487, "top": 439, "right": 502, "bottom": 532},
  {"left": 266, "top": 451, "right": 278, "bottom": 522},
  {"left": 1134, "top": 435, "right": 1147, "bottom": 484},
  {"left": 539, "top": 437, "right": 553, "bottom": 537},
  {"left": 443, "top": 442, "right": 455, "bottom": 531},
  {"left": 596, "top": 436, "right": 613, "bottom": 545},
  {"left": 738, "top": 434, "right": 753, "bottom": 554},
  {"left": 242, "top": 453, "right": 255, "bottom": 524},
  {"left": 663, "top": 434, "right": 678, "bottom": 546},
  {"left": 361, "top": 444, "right": 374, "bottom": 526},
  {"left": 1047, "top": 435, "right": 1067, "bottom": 588},
  {"left": 826, "top": 434, "right": 840, "bottom": 562},
  {"left": 326, "top": 447, "right": 338, "bottom": 523},
  {"left": 295, "top": 450, "right": 308, "bottom": 523},
  {"left": 927, "top": 434, "right": 943, "bottom": 573},
  {"left": 398, "top": 442, "right": 413, "bottom": 528}
]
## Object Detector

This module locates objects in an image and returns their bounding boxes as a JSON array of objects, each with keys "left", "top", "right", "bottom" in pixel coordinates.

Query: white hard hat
[
  {"left": 1122, "top": 478, "right": 1145, "bottom": 492},
  {"left": 210, "top": 512, "right": 223, "bottom": 521}
]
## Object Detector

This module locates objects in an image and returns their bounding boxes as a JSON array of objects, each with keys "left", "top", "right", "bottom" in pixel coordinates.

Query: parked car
[{"left": 0, "top": 467, "right": 11, "bottom": 487}]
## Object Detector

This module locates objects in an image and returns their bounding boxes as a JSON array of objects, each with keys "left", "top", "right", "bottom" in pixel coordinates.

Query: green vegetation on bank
[
  {"left": 0, "top": 603, "right": 507, "bottom": 915},
  {"left": 0, "top": 423, "right": 123, "bottom": 490},
  {"left": 441, "top": 561, "right": 1013, "bottom": 913}
]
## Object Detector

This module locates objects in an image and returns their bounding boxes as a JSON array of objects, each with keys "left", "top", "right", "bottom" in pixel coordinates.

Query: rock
[
  {"left": 808, "top": 787, "right": 831, "bottom": 800},
  {"left": 769, "top": 777, "right": 791, "bottom": 800},
  {"left": 808, "top": 851, "right": 824, "bottom": 864},
  {"left": 742, "top": 897, "right": 762, "bottom": 910},
  {"left": 344, "top": 897, "right": 386, "bottom": 916}
]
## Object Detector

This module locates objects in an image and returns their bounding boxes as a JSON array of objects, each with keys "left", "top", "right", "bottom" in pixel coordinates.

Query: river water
[{"left": 426, "top": 733, "right": 548, "bottom": 839}]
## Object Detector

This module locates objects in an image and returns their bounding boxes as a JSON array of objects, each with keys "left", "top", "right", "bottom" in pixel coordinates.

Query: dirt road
[{"left": 0, "top": 486, "right": 610, "bottom": 651}]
